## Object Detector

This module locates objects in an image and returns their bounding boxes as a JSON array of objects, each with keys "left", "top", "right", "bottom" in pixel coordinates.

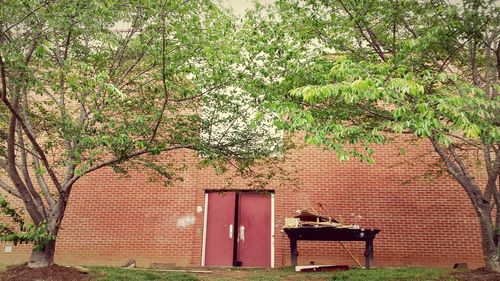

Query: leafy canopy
[
  {"left": 0, "top": 0, "right": 281, "bottom": 187},
  {"left": 0, "top": 0, "right": 283, "bottom": 249},
  {"left": 239, "top": 0, "right": 499, "bottom": 162}
]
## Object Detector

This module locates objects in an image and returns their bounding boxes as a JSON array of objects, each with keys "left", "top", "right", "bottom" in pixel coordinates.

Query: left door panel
[{"left": 204, "top": 192, "right": 236, "bottom": 266}]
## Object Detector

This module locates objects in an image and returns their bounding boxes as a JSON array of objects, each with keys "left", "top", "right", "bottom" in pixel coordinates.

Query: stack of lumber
[{"left": 284, "top": 209, "right": 359, "bottom": 229}]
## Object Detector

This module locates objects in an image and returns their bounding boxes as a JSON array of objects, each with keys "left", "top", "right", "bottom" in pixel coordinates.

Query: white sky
[
  {"left": 223, "top": 0, "right": 275, "bottom": 16},
  {"left": 223, "top": 0, "right": 499, "bottom": 15}
]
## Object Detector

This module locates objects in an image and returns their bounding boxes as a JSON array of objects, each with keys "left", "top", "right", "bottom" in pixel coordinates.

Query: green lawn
[
  {"left": 91, "top": 267, "right": 198, "bottom": 281},
  {"left": 330, "top": 268, "right": 456, "bottom": 281},
  {"left": 89, "top": 267, "right": 457, "bottom": 281}
]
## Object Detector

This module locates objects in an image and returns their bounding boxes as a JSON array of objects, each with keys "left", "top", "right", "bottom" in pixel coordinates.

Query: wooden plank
[{"left": 296, "top": 265, "right": 350, "bottom": 272}]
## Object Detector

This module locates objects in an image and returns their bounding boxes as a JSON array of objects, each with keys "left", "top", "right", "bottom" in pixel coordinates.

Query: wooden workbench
[{"left": 283, "top": 227, "right": 380, "bottom": 269}]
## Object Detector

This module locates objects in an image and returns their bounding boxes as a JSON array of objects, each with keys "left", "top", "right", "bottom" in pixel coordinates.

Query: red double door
[{"left": 204, "top": 191, "right": 272, "bottom": 267}]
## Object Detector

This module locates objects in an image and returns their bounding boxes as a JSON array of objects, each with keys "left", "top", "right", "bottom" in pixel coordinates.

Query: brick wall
[{"left": 0, "top": 140, "right": 485, "bottom": 268}]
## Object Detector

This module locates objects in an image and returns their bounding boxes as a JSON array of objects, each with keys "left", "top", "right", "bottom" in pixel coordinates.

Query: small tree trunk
[{"left": 27, "top": 240, "right": 56, "bottom": 268}]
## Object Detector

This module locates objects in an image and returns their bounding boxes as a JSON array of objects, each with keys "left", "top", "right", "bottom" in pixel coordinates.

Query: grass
[
  {"left": 88, "top": 266, "right": 457, "bottom": 281},
  {"left": 90, "top": 267, "right": 198, "bottom": 281},
  {"left": 330, "top": 268, "right": 456, "bottom": 281},
  {"left": 197, "top": 267, "right": 335, "bottom": 281}
]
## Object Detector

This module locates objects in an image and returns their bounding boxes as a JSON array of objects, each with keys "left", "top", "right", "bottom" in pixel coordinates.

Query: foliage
[
  {"left": 240, "top": 0, "right": 500, "bottom": 270},
  {"left": 239, "top": 0, "right": 499, "bottom": 161},
  {"left": 0, "top": 196, "right": 24, "bottom": 232},
  {"left": 0, "top": 196, "right": 53, "bottom": 250},
  {"left": 0, "top": 0, "right": 282, "bottom": 265}
]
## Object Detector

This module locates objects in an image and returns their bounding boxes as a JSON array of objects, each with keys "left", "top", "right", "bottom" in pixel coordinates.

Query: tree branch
[
  {"left": 449, "top": 143, "right": 478, "bottom": 187},
  {"left": 0, "top": 52, "right": 63, "bottom": 195},
  {"left": 150, "top": 12, "right": 169, "bottom": 143},
  {"left": 16, "top": 123, "right": 47, "bottom": 216},
  {"left": 438, "top": 20, "right": 488, "bottom": 73},
  {"left": 0, "top": 0, "right": 53, "bottom": 39},
  {"left": 337, "top": 0, "right": 386, "bottom": 61},
  {"left": 430, "top": 138, "right": 485, "bottom": 210},
  {"left": 4, "top": 95, "right": 44, "bottom": 224},
  {"left": 0, "top": 178, "right": 21, "bottom": 198},
  {"left": 484, "top": 146, "right": 500, "bottom": 206},
  {"left": 31, "top": 152, "right": 56, "bottom": 208},
  {"left": 16, "top": 66, "right": 57, "bottom": 208},
  {"left": 63, "top": 145, "right": 191, "bottom": 190}
]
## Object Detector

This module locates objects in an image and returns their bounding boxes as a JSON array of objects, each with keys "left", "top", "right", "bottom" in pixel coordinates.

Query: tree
[
  {"left": 0, "top": 0, "right": 281, "bottom": 268},
  {"left": 241, "top": 0, "right": 500, "bottom": 271}
]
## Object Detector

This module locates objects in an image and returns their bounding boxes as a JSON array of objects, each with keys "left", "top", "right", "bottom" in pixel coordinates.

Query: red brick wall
[{"left": 0, "top": 140, "right": 485, "bottom": 268}]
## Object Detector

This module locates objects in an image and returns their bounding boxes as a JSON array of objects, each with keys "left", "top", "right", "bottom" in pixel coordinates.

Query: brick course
[{"left": 0, "top": 140, "right": 485, "bottom": 268}]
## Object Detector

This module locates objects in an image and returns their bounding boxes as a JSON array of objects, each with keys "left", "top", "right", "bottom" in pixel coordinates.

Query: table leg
[
  {"left": 365, "top": 239, "right": 374, "bottom": 269},
  {"left": 290, "top": 239, "right": 298, "bottom": 266}
]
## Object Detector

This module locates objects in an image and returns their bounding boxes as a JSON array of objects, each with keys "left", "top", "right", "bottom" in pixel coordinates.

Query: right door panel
[{"left": 237, "top": 192, "right": 272, "bottom": 267}]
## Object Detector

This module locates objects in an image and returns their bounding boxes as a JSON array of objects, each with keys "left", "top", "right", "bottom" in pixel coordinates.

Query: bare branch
[
  {"left": 63, "top": 146, "right": 191, "bottom": 190},
  {"left": 14, "top": 66, "right": 57, "bottom": 208},
  {"left": 430, "top": 138, "right": 485, "bottom": 210},
  {"left": 0, "top": 0, "right": 53, "bottom": 39},
  {"left": 150, "top": 12, "right": 169, "bottom": 143},
  {"left": 0, "top": 178, "right": 21, "bottom": 198},
  {"left": 336, "top": 0, "right": 386, "bottom": 61},
  {"left": 108, "top": 16, "right": 142, "bottom": 79},
  {"left": 449, "top": 144, "right": 478, "bottom": 187},
  {"left": 402, "top": 19, "right": 418, "bottom": 39},
  {"left": 438, "top": 21, "right": 488, "bottom": 73},
  {"left": 0, "top": 52, "right": 63, "bottom": 195},
  {"left": 4, "top": 94, "right": 44, "bottom": 224},
  {"left": 115, "top": 37, "right": 155, "bottom": 88},
  {"left": 484, "top": 147, "right": 500, "bottom": 205},
  {"left": 31, "top": 153, "right": 56, "bottom": 208},
  {"left": 118, "top": 63, "right": 157, "bottom": 91},
  {"left": 16, "top": 123, "right": 47, "bottom": 216}
]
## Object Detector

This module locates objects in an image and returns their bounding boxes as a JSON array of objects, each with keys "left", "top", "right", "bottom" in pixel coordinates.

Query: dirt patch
[
  {"left": 0, "top": 264, "right": 90, "bottom": 281},
  {"left": 452, "top": 267, "right": 500, "bottom": 281}
]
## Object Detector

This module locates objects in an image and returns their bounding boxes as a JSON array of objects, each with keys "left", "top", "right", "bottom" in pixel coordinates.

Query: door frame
[
  {"left": 201, "top": 191, "right": 275, "bottom": 268},
  {"left": 201, "top": 192, "right": 209, "bottom": 266}
]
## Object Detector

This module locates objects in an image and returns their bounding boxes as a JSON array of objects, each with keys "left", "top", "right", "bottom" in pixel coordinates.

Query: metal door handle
[
  {"left": 229, "top": 224, "right": 233, "bottom": 239},
  {"left": 239, "top": 225, "right": 245, "bottom": 242}
]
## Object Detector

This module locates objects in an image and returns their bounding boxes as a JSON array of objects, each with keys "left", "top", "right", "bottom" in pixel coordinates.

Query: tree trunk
[
  {"left": 477, "top": 208, "right": 500, "bottom": 272},
  {"left": 27, "top": 240, "right": 56, "bottom": 268},
  {"left": 486, "top": 250, "right": 500, "bottom": 272},
  {"left": 26, "top": 197, "right": 68, "bottom": 268}
]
